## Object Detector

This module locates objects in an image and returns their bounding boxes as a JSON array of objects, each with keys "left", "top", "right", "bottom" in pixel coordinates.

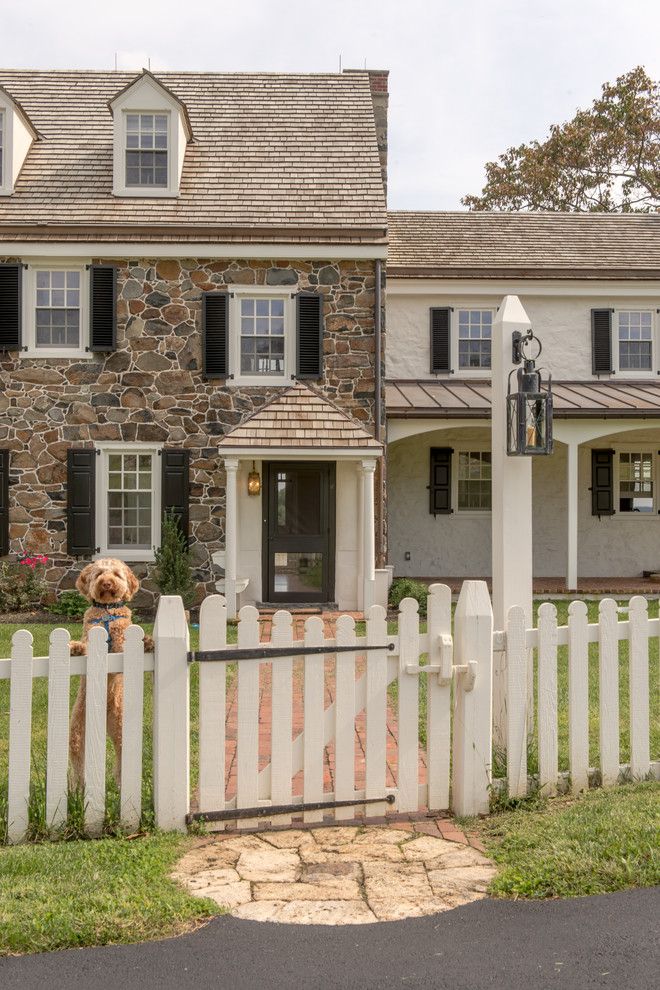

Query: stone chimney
[{"left": 344, "top": 69, "right": 389, "bottom": 200}]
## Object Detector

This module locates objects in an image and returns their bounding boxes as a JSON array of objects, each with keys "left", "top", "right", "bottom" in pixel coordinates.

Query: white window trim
[
  {"left": 612, "top": 309, "right": 656, "bottom": 378},
  {"left": 452, "top": 308, "right": 495, "bottom": 377},
  {"left": 94, "top": 443, "right": 163, "bottom": 562},
  {"left": 228, "top": 283, "right": 297, "bottom": 387},
  {"left": 613, "top": 445, "right": 658, "bottom": 518},
  {"left": 22, "top": 260, "right": 92, "bottom": 360},
  {"left": 453, "top": 447, "right": 492, "bottom": 515},
  {"left": 117, "top": 109, "right": 173, "bottom": 197}
]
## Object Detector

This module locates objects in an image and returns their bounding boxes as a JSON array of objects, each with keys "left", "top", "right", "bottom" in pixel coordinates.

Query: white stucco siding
[
  {"left": 387, "top": 284, "right": 660, "bottom": 382},
  {"left": 389, "top": 427, "right": 660, "bottom": 580}
]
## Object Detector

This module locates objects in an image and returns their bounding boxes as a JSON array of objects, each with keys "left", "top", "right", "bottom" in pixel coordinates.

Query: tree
[
  {"left": 153, "top": 511, "right": 196, "bottom": 608},
  {"left": 462, "top": 67, "right": 659, "bottom": 213}
]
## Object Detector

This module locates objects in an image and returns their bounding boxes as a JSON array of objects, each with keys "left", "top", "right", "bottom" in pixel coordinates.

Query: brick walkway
[{"left": 221, "top": 610, "right": 428, "bottom": 806}]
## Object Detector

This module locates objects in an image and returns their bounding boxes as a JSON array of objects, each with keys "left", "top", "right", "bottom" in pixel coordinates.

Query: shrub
[
  {"left": 0, "top": 556, "right": 47, "bottom": 612},
  {"left": 47, "top": 590, "right": 89, "bottom": 620},
  {"left": 388, "top": 577, "right": 430, "bottom": 617},
  {"left": 153, "top": 511, "right": 196, "bottom": 608}
]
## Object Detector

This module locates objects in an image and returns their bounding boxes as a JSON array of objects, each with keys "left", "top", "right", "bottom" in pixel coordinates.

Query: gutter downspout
[{"left": 374, "top": 259, "right": 385, "bottom": 568}]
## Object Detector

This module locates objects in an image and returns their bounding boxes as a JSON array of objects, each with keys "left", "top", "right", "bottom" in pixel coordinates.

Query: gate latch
[{"left": 405, "top": 633, "right": 476, "bottom": 692}]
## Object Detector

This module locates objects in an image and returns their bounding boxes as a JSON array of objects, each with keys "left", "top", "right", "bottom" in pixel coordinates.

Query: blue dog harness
[{"left": 88, "top": 602, "right": 127, "bottom": 646}]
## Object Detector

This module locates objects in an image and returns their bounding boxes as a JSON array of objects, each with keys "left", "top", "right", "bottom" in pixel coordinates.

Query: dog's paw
[
  {"left": 143, "top": 634, "right": 155, "bottom": 652},
  {"left": 69, "top": 640, "right": 87, "bottom": 656}
]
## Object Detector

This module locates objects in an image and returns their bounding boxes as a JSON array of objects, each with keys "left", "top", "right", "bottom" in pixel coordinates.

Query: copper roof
[
  {"left": 387, "top": 379, "right": 660, "bottom": 419},
  {"left": 387, "top": 211, "right": 660, "bottom": 278},
  {"left": 0, "top": 70, "right": 386, "bottom": 241},
  {"left": 217, "top": 381, "right": 383, "bottom": 450}
]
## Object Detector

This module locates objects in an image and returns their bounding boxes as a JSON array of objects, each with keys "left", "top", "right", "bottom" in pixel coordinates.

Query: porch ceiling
[
  {"left": 216, "top": 381, "right": 383, "bottom": 453},
  {"left": 386, "top": 379, "right": 660, "bottom": 419}
]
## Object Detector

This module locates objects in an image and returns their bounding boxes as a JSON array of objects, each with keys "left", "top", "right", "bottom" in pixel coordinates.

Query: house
[
  {"left": 386, "top": 210, "right": 660, "bottom": 589},
  {"left": 0, "top": 68, "right": 388, "bottom": 617}
]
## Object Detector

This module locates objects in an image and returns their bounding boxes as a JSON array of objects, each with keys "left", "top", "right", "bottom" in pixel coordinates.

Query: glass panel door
[{"left": 264, "top": 463, "right": 335, "bottom": 603}]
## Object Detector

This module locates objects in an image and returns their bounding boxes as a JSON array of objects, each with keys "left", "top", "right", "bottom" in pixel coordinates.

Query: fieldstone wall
[{"left": 0, "top": 256, "right": 383, "bottom": 608}]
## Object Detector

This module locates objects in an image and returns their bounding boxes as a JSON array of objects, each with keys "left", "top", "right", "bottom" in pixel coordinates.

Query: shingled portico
[{"left": 216, "top": 382, "right": 383, "bottom": 617}]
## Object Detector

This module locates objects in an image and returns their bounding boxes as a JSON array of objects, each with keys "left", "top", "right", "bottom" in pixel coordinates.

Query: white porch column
[
  {"left": 361, "top": 458, "right": 377, "bottom": 612},
  {"left": 566, "top": 441, "right": 579, "bottom": 591},
  {"left": 492, "top": 296, "right": 534, "bottom": 748},
  {"left": 224, "top": 457, "right": 239, "bottom": 620}
]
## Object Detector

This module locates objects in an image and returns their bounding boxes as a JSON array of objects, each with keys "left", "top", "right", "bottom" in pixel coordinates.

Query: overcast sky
[{"left": 2, "top": 0, "right": 659, "bottom": 209}]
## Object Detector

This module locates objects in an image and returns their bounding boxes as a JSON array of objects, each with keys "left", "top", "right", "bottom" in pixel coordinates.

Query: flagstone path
[{"left": 173, "top": 822, "right": 496, "bottom": 924}]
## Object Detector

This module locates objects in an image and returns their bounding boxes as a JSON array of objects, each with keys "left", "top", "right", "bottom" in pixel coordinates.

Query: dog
[{"left": 69, "top": 558, "right": 154, "bottom": 789}]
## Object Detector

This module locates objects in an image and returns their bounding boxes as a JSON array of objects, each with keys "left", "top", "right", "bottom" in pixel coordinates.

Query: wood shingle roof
[{"left": 0, "top": 70, "right": 387, "bottom": 242}]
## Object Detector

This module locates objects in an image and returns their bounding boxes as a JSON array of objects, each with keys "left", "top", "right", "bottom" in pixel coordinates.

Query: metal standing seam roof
[
  {"left": 0, "top": 70, "right": 387, "bottom": 241},
  {"left": 386, "top": 211, "right": 660, "bottom": 278},
  {"left": 387, "top": 379, "right": 660, "bottom": 419},
  {"left": 216, "top": 381, "right": 383, "bottom": 450}
]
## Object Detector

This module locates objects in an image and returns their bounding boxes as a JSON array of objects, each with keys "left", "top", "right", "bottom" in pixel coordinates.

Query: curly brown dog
[{"left": 69, "top": 558, "right": 154, "bottom": 789}]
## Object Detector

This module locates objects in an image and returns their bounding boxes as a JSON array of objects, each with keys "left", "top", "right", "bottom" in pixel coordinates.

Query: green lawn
[
  {"left": 473, "top": 780, "right": 660, "bottom": 899},
  {"left": 0, "top": 832, "right": 218, "bottom": 956}
]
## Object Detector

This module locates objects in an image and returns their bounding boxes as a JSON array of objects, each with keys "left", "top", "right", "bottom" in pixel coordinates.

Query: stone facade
[{"left": 0, "top": 256, "right": 384, "bottom": 607}]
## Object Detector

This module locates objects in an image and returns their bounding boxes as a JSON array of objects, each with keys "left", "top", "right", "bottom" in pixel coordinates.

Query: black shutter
[
  {"left": 202, "top": 292, "right": 229, "bottom": 378},
  {"left": 67, "top": 449, "right": 96, "bottom": 555},
  {"left": 0, "top": 263, "right": 22, "bottom": 352},
  {"left": 430, "top": 308, "right": 451, "bottom": 373},
  {"left": 0, "top": 449, "right": 9, "bottom": 556},
  {"left": 89, "top": 265, "right": 117, "bottom": 352},
  {"left": 429, "top": 447, "right": 453, "bottom": 516},
  {"left": 591, "top": 449, "right": 615, "bottom": 517},
  {"left": 161, "top": 449, "right": 190, "bottom": 541},
  {"left": 296, "top": 292, "right": 323, "bottom": 378},
  {"left": 591, "top": 309, "right": 613, "bottom": 375}
]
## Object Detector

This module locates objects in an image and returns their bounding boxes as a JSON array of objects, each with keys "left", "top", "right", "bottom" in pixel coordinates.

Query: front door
[{"left": 263, "top": 462, "right": 335, "bottom": 603}]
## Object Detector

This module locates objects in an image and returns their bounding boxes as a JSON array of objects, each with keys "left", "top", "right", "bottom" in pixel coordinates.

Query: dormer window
[
  {"left": 125, "top": 113, "right": 169, "bottom": 187},
  {"left": 0, "top": 85, "right": 37, "bottom": 196},
  {"left": 109, "top": 70, "right": 191, "bottom": 198}
]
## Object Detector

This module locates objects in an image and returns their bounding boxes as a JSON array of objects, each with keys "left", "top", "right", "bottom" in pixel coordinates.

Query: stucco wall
[
  {"left": 387, "top": 286, "right": 659, "bottom": 382},
  {"left": 388, "top": 427, "right": 660, "bottom": 580}
]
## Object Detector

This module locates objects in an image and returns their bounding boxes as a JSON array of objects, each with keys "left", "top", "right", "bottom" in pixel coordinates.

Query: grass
[
  {"left": 472, "top": 780, "right": 660, "bottom": 899},
  {"left": 0, "top": 832, "right": 218, "bottom": 956}
]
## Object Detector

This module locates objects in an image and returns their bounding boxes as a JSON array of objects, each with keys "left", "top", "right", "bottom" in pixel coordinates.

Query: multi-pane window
[
  {"left": 125, "top": 113, "right": 168, "bottom": 187},
  {"left": 457, "top": 451, "right": 492, "bottom": 511},
  {"left": 618, "top": 311, "right": 653, "bottom": 371},
  {"left": 240, "top": 297, "right": 285, "bottom": 376},
  {"left": 619, "top": 452, "right": 654, "bottom": 513},
  {"left": 107, "top": 453, "right": 154, "bottom": 549},
  {"left": 34, "top": 270, "right": 81, "bottom": 348},
  {"left": 458, "top": 310, "right": 492, "bottom": 370}
]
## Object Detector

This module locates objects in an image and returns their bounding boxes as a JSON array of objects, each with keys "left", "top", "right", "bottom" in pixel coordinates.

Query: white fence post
[
  {"left": 153, "top": 595, "right": 190, "bottom": 831},
  {"left": 7, "top": 630, "right": 34, "bottom": 844},
  {"left": 506, "top": 605, "right": 528, "bottom": 799},
  {"left": 451, "top": 580, "right": 493, "bottom": 817},
  {"left": 426, "top": 583, "right": 452, "bottom": 811}
]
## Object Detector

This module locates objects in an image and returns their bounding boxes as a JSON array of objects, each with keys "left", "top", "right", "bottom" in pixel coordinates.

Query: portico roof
[
  {"left": 387, "top": 379, "right": 660, "bottom": 419},
  {"left": 217, "top": 381, "right": 383, "bottom": 455}
]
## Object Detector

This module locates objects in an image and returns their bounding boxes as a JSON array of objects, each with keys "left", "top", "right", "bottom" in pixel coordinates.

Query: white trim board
[
  {"left": 218, "top": 447, "right": 383, "bottom": 460},
  {"left": 2, "top": 243, "right": 388, "bottom": 260},
  {"left": 388, "top": 277, "right": 660, "bottom": 298}
]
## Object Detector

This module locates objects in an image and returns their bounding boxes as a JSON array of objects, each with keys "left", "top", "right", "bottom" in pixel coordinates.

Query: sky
[{"left": 1, "top": 0, "right": 658, "bottom": 209}]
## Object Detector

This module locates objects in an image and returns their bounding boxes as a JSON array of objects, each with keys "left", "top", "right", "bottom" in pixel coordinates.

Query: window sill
[
  {"left": 455, "top": 510, "right": 492, "bottom": 517},
  {"left": 229, "top": 376, "right": 292, "bottom": 388},
  {"left": 23, "top": 349, "right": 92, "bottom": 361},
  {"left": 94, "top": 549, "right": 156, "bottom": 563},
  {"left": 112, "top": 187, "right": 180, "bottom": 199}
]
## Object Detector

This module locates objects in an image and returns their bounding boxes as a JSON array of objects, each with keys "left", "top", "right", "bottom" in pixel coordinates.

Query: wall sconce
[
  {"left": 506, "top": 329, "right": 553, "bottom": 456},
  {"left": 247, "top": 461, "right": 261, "bottom": 496}
]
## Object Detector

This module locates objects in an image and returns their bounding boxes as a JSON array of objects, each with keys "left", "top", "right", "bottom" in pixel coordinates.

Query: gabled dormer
[
  {"left": 0, "top": 85, "right": 38, "bottom": 196},
  {"left": 108, "top": 69, "right": 192, "bottom": 198}
]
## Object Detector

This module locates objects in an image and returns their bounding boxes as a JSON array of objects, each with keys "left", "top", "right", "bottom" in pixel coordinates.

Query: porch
[{"left": 387, "top": 378, "right": 660, "bottom": 590}]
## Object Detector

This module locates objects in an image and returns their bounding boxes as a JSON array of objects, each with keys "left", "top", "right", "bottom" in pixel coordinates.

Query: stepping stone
[{"left": 235, "top": 847, "right": 301, "bottom": 883}]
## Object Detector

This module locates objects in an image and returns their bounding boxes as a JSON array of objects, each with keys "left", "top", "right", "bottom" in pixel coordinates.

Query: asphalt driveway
[{"left": 1, "top": 886, "right": 658, "bottom": 990}]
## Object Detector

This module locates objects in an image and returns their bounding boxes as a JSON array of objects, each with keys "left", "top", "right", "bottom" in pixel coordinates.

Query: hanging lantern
[
  {"left": 506, "top": 329, "right": 553, "bottom": 456},
  {"left": 247, "top": 460, "right": 261, "bottom": 496}
]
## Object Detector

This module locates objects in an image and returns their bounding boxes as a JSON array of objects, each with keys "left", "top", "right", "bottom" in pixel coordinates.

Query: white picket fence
[
  {"left": 1, "top": 584, "right": 658, "bottom": 844},
  {"left": 500, "top": 596, "right": 659, "bottom": 799}
]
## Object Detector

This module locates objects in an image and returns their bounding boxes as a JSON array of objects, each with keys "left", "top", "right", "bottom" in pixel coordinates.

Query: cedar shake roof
[
  {"left": 217, "top": 381, "right": 383, "bottom": 450},
  {"left": 387, "top": 379, "right": 660, "bottom": 419},
  {"left": 0, "top": 70, "right": 387, "bottom": 242},
  {"left": 387, "top": 211, "right": 660, "bottom": 279}
]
